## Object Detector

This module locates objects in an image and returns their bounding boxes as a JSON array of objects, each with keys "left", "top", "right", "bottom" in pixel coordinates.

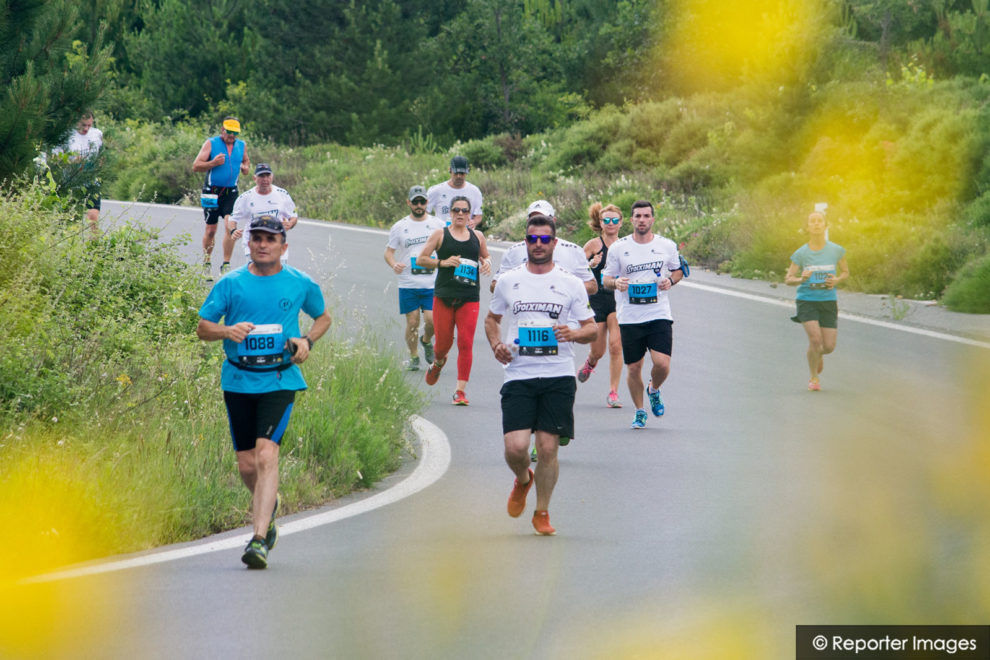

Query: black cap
[
  {"left": 249, "top": 214, "right": 285, "bottom": 236},
  {"left": 254, "top": 163, "right": 272, "bottom": 175},
  {"left": 450, "top": 156, "right": 469, "bottom": 173}
]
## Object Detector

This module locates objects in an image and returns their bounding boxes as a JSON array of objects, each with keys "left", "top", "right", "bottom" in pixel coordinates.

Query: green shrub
[{"left": 943, "top": 252, "right": 990, "bottom": 313}]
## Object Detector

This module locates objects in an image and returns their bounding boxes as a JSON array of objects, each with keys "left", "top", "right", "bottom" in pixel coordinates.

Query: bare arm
[
  {"left": 384, "top": 246, "right": 406, "bottom": 274},
  {"left": 828, "top": 257, "right": 850, "bottom": 288},
  {"left": 286, "top": 310, "right": 332, "bottom": 364},
  {"left": 554, "top": 317, "right": 598, "bottom": 345},
  {"left": 192, "top": 140, "right": 218, "bottom": 172},
  {"left": 784, "top": 262, "right": 807, "bottom": 286},
  {"left": 283, "top": 215, "right": 298, "bottom": 230},
  {"left": 475, "top": 230, "right": 492, "bottom": 275},
  {"left": 416, "top": 230, "right": 447, "bottom": 269},
  {"left": 196, "top": 318, "right": 254, "bottom": 342},
  {"left": 240, "top": 147, "right": 250, "bottom": 175},
  {"left": 485, "top": 311, "right": 513, "bottom": 365}
]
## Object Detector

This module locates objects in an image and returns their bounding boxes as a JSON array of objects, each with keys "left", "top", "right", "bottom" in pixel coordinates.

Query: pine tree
[{"left": 0, "top": 0, "right": 112, "bottom": 183}]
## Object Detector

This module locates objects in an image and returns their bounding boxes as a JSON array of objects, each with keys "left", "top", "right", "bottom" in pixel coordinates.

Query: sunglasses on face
[
  {"left": 526, "top": 234, "right": 554, "bottom": 244},
  {"left": 451, "top": 207, "right": 470, "bottom": 214},
  {"left": 226, "top": 131, "right": 239, "bottom": 136},
  {"left": 410, "top": 198, "right": 427, "bottom": 205},
  {"left": 602, "top": 217, "right": 621, "bottom": 225}
]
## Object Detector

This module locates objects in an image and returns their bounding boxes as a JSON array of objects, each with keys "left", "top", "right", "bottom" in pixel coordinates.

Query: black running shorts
[
  {"left": 203, "top": 186, "right": 238, "bottom": 225},
  {"left": 500, "top": 376, "right": 576, "bottom": 439},
  {"left": 791, "top": 300, "right": 839, "bottom": 328},
  {"left": 223, "top": 390, "right": 296, "bottom": 452},
  {"left": 619, "top": 319, "right": 673, "bottom": 364}
]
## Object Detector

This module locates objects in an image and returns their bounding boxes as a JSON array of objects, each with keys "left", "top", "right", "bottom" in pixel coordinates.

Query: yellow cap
[{"left": 222, "top": 119, "right": 241, "bottom": 132}]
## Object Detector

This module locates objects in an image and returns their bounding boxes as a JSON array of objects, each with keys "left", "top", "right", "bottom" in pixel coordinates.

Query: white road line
[
  {"left": 681, "top": 281, "right": 990, "bottom": 350},
  {"left": 25, "top": 416, "right": 450, "bottom": 584}
]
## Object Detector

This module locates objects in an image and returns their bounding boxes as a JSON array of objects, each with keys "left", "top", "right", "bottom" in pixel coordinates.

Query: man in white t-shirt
[
  {"left": 224, "top": 163, "right": 298, "bottom": 271},
  {"left": 485, "top": 213, "right": 597, "bottom": 536},
  {"left": 426, "top": 155, "right": 483, "bottom": 228},
  {"left": 491, "top": 200, "right": 597, "bottom": 297},
  {"left": 601, "top": 200, "right": 683, "bottom": 429},
  {"left": 52, "top": 111, "right": 104, "bottom": 237},
  {"left": 384, "top": 185, "right": 445, "bottom": 371}
]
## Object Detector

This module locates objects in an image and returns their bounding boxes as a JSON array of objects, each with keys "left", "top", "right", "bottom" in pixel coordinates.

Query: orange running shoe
[
  {"left": 452, "top": 390, "right": 469, "bottom": 406},
  {"left": 507, "top": 468, "right": 534, "bottom": 518},
  {"left": 532, "top": 510, "right": 556, "bottom": 536}
]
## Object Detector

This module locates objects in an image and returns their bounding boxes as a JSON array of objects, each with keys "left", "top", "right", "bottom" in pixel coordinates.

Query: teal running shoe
[
  {"left": 631, "top": 409, "right": 647, "bottom": 429},
  {"left": 242, "top": 537, "right": 269, "bottom": 569},
  {"left": 647, "top": 386, "right": 664, "bottom": 417}
]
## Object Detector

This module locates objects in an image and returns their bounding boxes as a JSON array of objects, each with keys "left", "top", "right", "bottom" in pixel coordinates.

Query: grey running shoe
[
  {"left": 421, "top": 337, "right": 435, "bottom": 364},
  {"left": 404, "top": 356, "right": 420, "bottom": 371}
]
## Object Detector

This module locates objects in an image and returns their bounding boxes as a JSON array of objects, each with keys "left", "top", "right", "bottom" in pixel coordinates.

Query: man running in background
[
  {"left": 193, "top": 117, "right": 250, "bottom": 280},
  {"left": 427, "top": 155, "right": 483, "bottom": 229},
  {"left": 384, "top": 185, "right": 445, "bottom": 370},
  {"left": 225, "top": 163, "right": 298, "bottom": 271},
  {"left": 601, "top": 200, "right": 683, "bottom": 430},
  {"left": 491, "top": 200, "right": 597, "bottom": 297},
  {"left": 51, "top": 111, "right": 104, "bottom": 238},
  {"left": 486, "top": 213, "right": 597, "bottom": 535}
]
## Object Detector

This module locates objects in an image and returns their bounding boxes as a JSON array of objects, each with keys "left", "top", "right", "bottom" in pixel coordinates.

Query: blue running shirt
[
  {"left": 199, "top": 265, "right": 326, "bottom": 393},
  {"left": 791, "top": 241, "right": 846, "bottom": 301}
]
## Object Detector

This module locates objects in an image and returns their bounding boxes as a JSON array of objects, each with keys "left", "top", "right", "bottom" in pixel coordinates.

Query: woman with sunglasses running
[
  {"left": 416, "top": 195, "right": 492, "bottom": 405},
  {"left": 577, "top": 202, "right": 625, "bottom": 408}
]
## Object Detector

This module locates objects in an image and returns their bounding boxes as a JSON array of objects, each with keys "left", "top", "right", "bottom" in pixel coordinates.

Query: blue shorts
[{"left": 399, "top": 288, "right": 434, "bottom": 315}]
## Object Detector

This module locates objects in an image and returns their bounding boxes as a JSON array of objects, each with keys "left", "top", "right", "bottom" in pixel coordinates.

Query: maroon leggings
[{"left": 432, "top": 298, "right": 480, "bottom": 382}]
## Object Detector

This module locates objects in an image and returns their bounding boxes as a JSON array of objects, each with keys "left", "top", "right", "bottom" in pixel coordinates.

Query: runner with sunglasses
[
  {"left": 416, "top": 196, "right": 492, "bottom": 405},
  {"left": 601, "top": 200, "right": 683, "bottom": 429},
  {"left": 486, "top": 213, "right": 597, "bottom": 536},
  {"left": 192, "top": 116, "right": 251, "bottom": 281},
  {"left": 578, "top": 202, "right": 626, "bottom": 408},
  {"left": 384, "top": 186, "right": 445, "bottom": 370}
]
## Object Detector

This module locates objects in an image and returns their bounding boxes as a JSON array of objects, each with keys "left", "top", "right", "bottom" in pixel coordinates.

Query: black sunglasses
[
  {"left": 526, "top": 234, "right": 554, "bottom": 244},
  {"left": 451, "top": 207, "right": 470, "bottom": 213},
  {"left": 410, "top": 198, "right": 427, "bottom": 204}
]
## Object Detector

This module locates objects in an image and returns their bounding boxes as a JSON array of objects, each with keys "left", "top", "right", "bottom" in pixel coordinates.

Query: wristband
[{"left": 304, "top": 336, "right": 313, "bottom": 349}]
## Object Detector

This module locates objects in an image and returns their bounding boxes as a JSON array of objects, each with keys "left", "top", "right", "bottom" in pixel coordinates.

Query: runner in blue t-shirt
[
  {"left": 197, "top": 216, "right": 332, "bottom": 569},
  {"left": 784, "top": 211, "right": 849, "bottom": 391}
]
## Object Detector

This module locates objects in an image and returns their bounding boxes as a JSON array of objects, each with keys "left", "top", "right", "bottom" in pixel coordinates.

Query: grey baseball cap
[{"left": 408, "top": 185, "right": 428, "bottom": 201}]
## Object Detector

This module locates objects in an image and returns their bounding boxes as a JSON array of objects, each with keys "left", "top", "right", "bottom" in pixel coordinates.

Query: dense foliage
[{"left": 0, "top": 176, "right": 424, "bottom": 572}]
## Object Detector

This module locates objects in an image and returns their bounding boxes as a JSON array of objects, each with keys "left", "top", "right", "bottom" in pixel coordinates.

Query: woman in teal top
[{"left": 784, "top": 212, "right": 849, "bottom": 391}]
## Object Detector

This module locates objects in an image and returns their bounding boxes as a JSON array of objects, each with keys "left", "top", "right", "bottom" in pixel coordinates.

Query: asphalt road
[{"left": 21, "top": 202, "right": 990, "bottom": 659}]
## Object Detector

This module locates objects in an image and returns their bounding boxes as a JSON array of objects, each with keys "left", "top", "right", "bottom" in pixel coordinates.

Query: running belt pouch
[{"left": 201, "top": 184, "right": 219, "bottom": 209}]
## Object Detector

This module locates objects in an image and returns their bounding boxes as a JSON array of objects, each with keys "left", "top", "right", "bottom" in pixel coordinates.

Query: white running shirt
[
  {"left": 426, "top": 181, "right": 483, "bottom": 225},
  {"left": 602, "top": 234, "right": 681, "bottom": 324},
  {"left": 494, "top": 238, "right": 594, "bottom": 285},
  {"left": 53, "top": 127, "right": 103, "bottom": 159},
  {"left": 231, "top": 186, "right": 298, "bottom": 261},
  {"left": 386, "top": 214, "right": 446, "bottom": 289},
  {"left": 489, "top": 265, "right": 594, "bottom": 382}
]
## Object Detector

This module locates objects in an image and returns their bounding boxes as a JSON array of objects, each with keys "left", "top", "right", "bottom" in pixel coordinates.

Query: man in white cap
[
  {"left": 224, "top": 162, "right": 298, "bottom": 272},
  {"left": 426, "top": 155, "right": 483, "bottom": 228},
  {"left": 384, "top": 185, "right": 445, "bottom": 370},
  {"left": 491, "top": 200, "right": 597, "bottom": 297}
]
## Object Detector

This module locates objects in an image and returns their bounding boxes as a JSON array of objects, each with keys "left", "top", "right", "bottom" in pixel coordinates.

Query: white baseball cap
[{"left": 526, "top": 200, "right": 555, "bottom": 218}]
